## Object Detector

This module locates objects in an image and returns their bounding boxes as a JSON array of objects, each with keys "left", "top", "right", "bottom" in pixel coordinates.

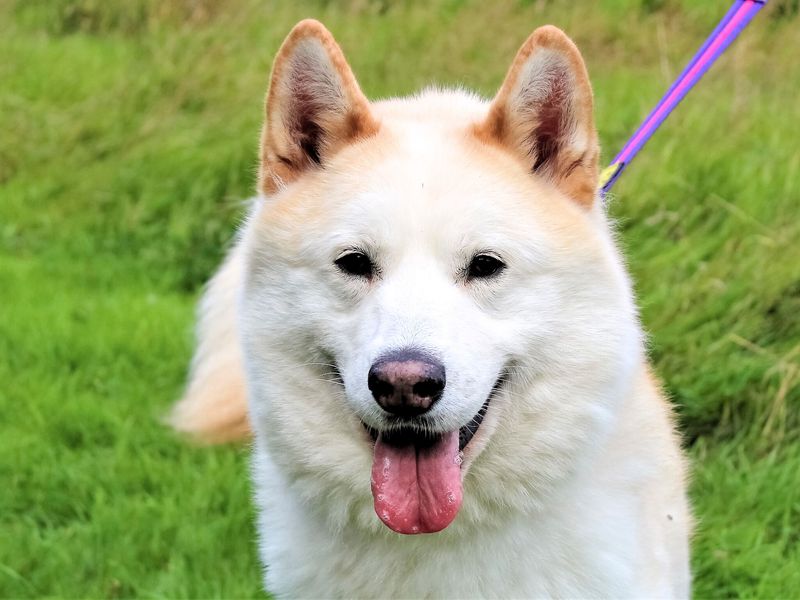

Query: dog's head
[{"left": 241, "top": 20, "right": 642, "bottom": 535}]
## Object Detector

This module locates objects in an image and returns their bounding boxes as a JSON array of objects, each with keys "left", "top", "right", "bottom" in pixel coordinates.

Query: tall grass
[{"left": 1, "top": 0, "right": 798, "bottom": 597}]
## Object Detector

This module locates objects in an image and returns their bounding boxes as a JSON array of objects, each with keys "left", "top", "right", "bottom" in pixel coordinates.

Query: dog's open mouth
[{"left": 365, "top": 373, "right": 506, "bottom": 535}]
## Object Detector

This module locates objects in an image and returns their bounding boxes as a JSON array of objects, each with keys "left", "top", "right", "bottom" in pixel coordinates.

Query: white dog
[{"left": 171, "top": 19, "right": 691, "bottom": 598}]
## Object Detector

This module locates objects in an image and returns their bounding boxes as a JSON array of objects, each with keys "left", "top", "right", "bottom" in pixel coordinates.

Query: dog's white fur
[{"left": 172, "top": 20, "right": 691, "bottom": 598}]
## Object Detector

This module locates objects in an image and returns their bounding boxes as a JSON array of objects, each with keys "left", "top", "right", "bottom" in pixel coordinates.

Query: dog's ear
[
  {"left": 259, "top": 19, "right": 379, "bottom": 194},
  {"left": 475, "top": 26, "right": 599, "bottom": 208}
]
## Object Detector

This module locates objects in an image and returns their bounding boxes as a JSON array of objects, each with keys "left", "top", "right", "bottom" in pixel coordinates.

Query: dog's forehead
[
  {"left": 256, "top": 91, "right": 591, "bottom": 251},
  {"left": 371, "top": 89, "right": 489, "bottom": 129}
]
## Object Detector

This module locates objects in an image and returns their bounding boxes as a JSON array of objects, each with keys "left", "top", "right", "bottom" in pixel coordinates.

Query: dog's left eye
[
  {"left": 467, "top": 254, "right": 505, "bottom": 279},
  {"left": 335, "top": 251, "right": 374, "bottom": 278}
]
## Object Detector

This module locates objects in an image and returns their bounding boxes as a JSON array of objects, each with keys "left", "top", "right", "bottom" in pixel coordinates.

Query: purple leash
[{"left": 599, "top": 0, "right": 768, "bottom": 197}]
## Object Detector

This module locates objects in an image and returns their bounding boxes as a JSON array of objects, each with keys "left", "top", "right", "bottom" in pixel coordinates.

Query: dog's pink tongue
[{"left": 371, "top": 431, "right": 462, "bottom": 535}]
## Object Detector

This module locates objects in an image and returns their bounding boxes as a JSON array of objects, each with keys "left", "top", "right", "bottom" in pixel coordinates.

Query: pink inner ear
[
  {"left": 525, "top": 68, "right": 571, "bottom": 173},
  {"left": 283, "top": 53, "right": 336, "bottom": 167}
]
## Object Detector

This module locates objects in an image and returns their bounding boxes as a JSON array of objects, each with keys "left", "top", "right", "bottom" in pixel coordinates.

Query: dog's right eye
[
  {"left": 335, "top": 251, "right": 374, "bottom": 278},
  {"left": 467, "top": 253, "right": 505, "bottom": 280}
]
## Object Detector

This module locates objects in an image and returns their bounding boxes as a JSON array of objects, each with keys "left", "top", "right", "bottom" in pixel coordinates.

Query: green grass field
[{"left": 1, "top": 0, "right": 798, "bottom": 597}]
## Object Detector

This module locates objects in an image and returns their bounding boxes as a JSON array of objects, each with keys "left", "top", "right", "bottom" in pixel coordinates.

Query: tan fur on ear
[
  {"left": 475, "top": 25, "right": 599, "bottom": 207},
  {"left": 260, "top": 19, "right": 379, "bottom": 194}
]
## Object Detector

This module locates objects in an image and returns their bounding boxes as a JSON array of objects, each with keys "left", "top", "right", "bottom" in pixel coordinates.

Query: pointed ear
[
  {"left": 475, "top": 26, "right": 599, "bottom": 208},
  {"left": 259, "top": 19, "right": 379, "bottom": 194}
]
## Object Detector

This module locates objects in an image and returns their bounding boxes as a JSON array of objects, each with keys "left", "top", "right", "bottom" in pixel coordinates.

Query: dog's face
[{"left": 241, "top": 20, "right": 642, "bottom": 535}]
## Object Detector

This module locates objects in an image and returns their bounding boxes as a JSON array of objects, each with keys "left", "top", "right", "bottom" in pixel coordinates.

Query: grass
[{"left": 1, "top": 0, "right": 798, "bottom": 597}]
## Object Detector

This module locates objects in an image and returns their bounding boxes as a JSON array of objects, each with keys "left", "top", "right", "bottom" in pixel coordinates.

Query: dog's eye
[
  {"left": 335, "top": 251, "right": 374, "bottom": 278},
  {"left": 467, "top": 254, "right": 505, "bottom": 280}
]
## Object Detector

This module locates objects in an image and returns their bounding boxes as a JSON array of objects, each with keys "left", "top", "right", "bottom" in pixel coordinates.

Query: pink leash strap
[{"left": 600, "top": 0, "right": 768, "bottom": 197}]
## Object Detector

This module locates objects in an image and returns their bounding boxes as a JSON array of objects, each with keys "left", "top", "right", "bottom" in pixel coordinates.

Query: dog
[{"left": 170, "top": 19, "right": 691, "bottom": 598}]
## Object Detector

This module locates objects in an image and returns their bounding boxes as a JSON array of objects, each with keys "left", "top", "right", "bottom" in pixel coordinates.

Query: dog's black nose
[{"left": 368, "top": 350, "right": 445, "bottom": 417}]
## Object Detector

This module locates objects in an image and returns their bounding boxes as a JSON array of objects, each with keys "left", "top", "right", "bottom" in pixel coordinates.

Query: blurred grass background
[{"left": 1, "top": 0, "right": 798, "bottom": 597}]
